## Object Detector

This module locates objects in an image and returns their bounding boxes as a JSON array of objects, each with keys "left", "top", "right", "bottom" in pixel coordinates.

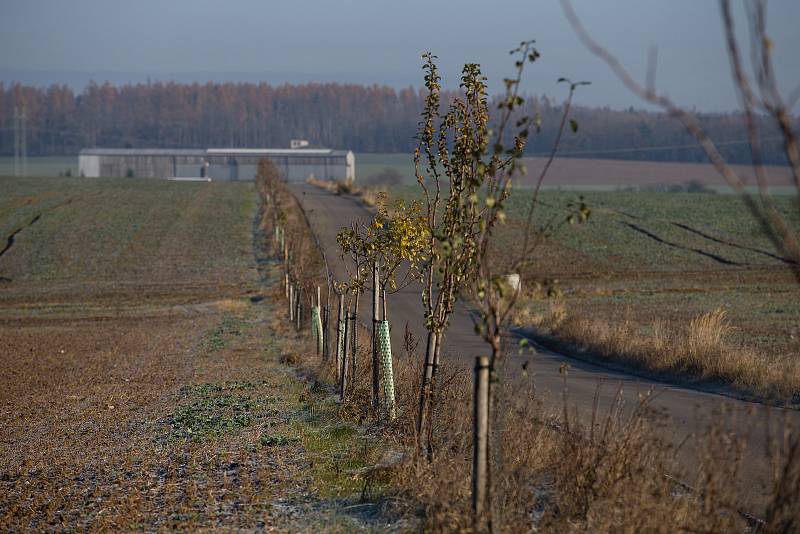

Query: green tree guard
[{"left": 377, "top": 320, "right": 396, "bottom": 421}]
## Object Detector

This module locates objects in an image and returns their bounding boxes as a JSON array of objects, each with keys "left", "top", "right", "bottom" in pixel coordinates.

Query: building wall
[
  {"left": 78, "top": 155, "right": 100, "bottom": 177},
  {"left": 78, "top": 150, "right": 355, "bottom": 182}
]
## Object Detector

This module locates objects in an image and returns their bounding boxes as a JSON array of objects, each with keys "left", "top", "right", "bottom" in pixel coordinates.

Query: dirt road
[{"left": 290, "top": 182, "right": 800, "bottom": 514}]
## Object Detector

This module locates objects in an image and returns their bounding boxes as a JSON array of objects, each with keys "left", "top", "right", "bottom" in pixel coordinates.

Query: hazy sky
[{"left": 1, "top": 0, "right": 798, "bottom": 111}]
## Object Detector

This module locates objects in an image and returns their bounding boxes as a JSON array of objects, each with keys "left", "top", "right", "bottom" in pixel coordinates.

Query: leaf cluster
[{"left": 336, "top": 194, "right": 428, "bottom": 292}]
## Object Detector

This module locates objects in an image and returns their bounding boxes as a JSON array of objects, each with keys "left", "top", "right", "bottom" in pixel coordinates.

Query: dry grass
[
  {"left": 519, "top": 300, "right": 800, "bottom": 402},
  {"left": 295, "top": 329, "right": 800, "bottom": 532},
  {"left": 280, "top": 290, "right": 799, "bottom": 532},
  {"left": 306, "top": 176, "right": 385, "bottom": 207}
]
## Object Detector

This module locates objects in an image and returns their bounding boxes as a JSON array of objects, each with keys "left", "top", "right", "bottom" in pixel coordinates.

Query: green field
[
  {"left": 0, "top": 175, "right": 254, "bottom": 284},
  {"left": 383, "top": 184, "right": 800, "bottom": 371}
]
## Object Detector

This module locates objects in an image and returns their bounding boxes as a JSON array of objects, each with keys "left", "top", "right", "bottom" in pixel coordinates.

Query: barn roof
[
  {"left": 79, "top": 148, "right": 206, "bottom": 157},
  {"left": 205, "top": 148, "right": 344, "bottom": 157}
]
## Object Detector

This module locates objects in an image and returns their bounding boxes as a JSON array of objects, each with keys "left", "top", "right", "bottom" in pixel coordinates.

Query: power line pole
[
  {"left": 21, "top": 106, "right": 27, "bottom": 177},
  {"left": 12, "top": 106, "right": 27, "bottom": 177},
  {"left": 13, "top": 107, "right": 19, "bottom": 177}
]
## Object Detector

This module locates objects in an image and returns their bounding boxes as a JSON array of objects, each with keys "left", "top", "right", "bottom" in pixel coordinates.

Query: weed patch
[
  {"left": 200, "top": 314, "right": 246, "bottom": 352},
  {"left": 166, "top": 381, "right": 277, "bottom": 442}
]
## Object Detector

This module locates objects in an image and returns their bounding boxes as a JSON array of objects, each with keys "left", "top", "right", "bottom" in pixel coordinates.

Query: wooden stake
[
  {"left": 288, "top": 284, "right": 294, "bottom": 322},
  {"left": 472, "top": 356, "right": 490, "bottom": 531},
  {"left": 295, "top": 287, "right": 302, "bottom": 332}
]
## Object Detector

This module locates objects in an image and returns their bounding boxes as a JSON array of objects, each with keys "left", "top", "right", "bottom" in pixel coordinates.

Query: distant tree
[{"left": 0, "top": 79, "right": 791, "bottom": 165}]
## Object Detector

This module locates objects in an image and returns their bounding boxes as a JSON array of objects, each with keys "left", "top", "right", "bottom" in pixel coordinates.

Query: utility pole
[
  {"left": 13, "top": 106, "right": 27, "bottom": 177},
  {"left": 13, "top": 107, "right": 19, "bottom": 177},
  {"left": 21, "top": 106, "right": 27, "bottom": 177}
]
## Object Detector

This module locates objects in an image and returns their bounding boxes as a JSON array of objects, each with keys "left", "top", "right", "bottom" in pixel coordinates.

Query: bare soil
[{"left": 0, "top": 177, "right": 399, "bottom": 532}]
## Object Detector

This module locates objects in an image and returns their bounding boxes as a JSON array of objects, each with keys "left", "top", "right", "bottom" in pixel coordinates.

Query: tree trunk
[
  {"left": 351, "top": 291, "right": 360, "bottom": 380},
  {"left": 486, "top": 331, "right": 503, "bottom": 533},
  {"left": 340, "top": 306, "right": 351, "bottom": 400},
  {"left": 416, "top": 329, "right": 439, "bottom": 449},
  {"left": 335, "top": 293, "right": 344, "bottom": 383},
  {"left": 372, "top": 261, "right": 381, "bottom": 411},
  {"left": 426, "top": 332, "right": 444, "bottom": 455}
]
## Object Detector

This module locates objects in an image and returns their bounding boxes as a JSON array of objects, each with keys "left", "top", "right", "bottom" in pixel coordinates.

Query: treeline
[{"left": 0, "top": 81, "right": 791, "bottom": 164}]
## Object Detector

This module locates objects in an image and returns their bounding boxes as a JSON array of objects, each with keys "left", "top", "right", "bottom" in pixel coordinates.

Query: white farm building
[{"left": 78, "top": 147, "right": 355, "bottom": 182}]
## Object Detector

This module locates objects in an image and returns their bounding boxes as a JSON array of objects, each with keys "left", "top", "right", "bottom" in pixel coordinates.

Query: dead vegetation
[
  {"left": 287, "top": 314, "right": 800, "bottom": 532},
  {"left": 306, "top": 175, "right": 385, "bottom": 207},
  {"left": 0, "top": 177, "right": 401, "bottom": 532},
  {"left": 516, "top": 299, "right": 800, "bottom": 402}
]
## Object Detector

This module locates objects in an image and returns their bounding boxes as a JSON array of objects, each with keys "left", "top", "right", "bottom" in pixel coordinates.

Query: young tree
[
  {"left": 337, "top": 196, "right": 427, "bottom": 416},
  {"left": 413, "top": 55, "right": 489, "bottom": 449},
  {"left": 256, "top": 157, "right": 287, "bottom": 249},
  {"left": 412, "top": 46, "right": 588, "bottom": 452},
  {"left": 465, "top": 50, "right": 590, "bottom": 528}
]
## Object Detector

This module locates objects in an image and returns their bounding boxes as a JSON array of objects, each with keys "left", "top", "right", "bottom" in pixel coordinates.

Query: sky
[{"left": 1, "top": 0, "right": 798, "bottom": 111}]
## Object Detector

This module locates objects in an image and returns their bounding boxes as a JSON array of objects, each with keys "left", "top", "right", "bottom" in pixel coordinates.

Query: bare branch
[
  {"left": 646, "top": 46, "right": 658, "bottom": 96},
  {"left": 560, "top": 0, "right": 800, "bottom": 277}
]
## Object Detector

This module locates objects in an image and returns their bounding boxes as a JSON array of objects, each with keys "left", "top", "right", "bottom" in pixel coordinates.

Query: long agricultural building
[{"left": 78, "top": 148, "right": 355, "bottom": 182}]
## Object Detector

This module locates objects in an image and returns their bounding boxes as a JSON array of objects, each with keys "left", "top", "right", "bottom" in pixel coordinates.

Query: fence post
[
  {"left": 473, "top": 356, "right": 490, "bottom": 531},
  {"left": 315, "top": 287, "right": 323, "bottom": 355},
  {"left": 311, "top": 302, "right": 319, "bottom": 355},
  {"left": 288, "top": 283, "right": 294, "bottom": 322},
  {"left": 283, "top": 242, "right": 289, "bottom": 299},
  {"left": 295, "top": 287, "right": 302, "bottom": 332}
]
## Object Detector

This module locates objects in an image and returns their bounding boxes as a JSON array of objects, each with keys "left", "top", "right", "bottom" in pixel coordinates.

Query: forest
[{"left": 0, "top": 80, "right": 790, "bottom": 164}]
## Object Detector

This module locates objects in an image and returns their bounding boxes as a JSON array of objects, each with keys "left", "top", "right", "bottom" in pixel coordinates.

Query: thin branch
[
  {"left": 560, "top": 0, "right": 800, "bottom": 278},
  {"left": 519, "top": 79, "right": 586, "bottom": 264}
]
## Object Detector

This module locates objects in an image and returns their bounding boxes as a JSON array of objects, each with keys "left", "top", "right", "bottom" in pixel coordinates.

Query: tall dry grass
[
  {"left": 294, "top": 316, "right": 800, "bottom": 532},
  {"left": 521, "top": 301, "right": 800, "bottom": 402},
  {"left": 306, "top": 176, "right": 385, "bottom": 207}
]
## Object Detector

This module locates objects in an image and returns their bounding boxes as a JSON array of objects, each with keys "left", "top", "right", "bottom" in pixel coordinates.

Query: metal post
[{"left": 472, "top": 356, "right": 490, "bottom": 531}]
